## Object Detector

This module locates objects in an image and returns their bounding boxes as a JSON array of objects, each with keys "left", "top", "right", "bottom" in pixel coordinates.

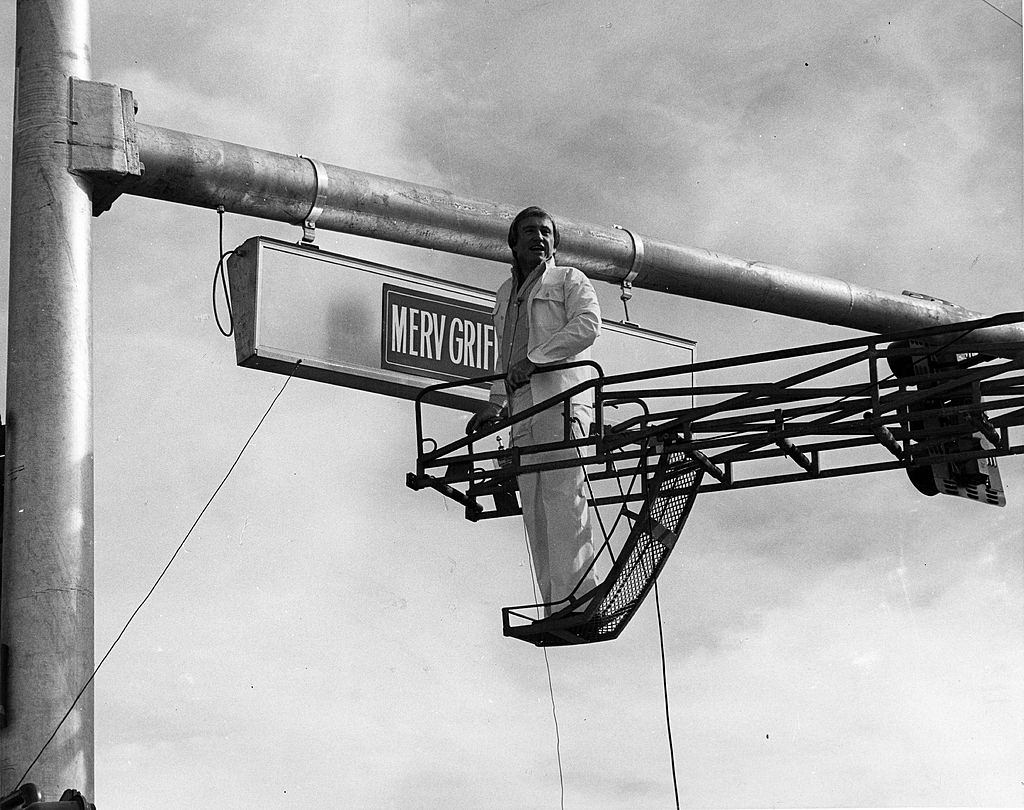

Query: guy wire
[{"left": 16, "top": 360, "right": 302, "bottom": 789}]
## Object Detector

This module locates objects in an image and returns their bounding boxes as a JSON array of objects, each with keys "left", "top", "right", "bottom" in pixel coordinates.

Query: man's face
[{"left": 512, "top": 215, "right": 556, "bottom": 270}]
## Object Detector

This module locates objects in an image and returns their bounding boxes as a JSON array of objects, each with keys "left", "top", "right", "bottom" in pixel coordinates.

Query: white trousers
[{"left": 510, "top": 387, "right": 601, "bottom": 609}]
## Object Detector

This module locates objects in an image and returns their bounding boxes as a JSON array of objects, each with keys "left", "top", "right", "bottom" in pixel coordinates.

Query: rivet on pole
[{"left": 299, "top": 155, "right": 329, "bottom": 246}]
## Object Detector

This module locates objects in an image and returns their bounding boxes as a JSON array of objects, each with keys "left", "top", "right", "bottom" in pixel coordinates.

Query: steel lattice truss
[
  {"left": 407, "top": 313, "right": 1024, "bottom": 644},
  {"left": 410, "top": 313, "right": 1024, "bottom": 513}
]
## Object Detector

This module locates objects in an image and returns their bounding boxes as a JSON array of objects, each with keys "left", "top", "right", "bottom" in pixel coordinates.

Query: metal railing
[{"left": 409, "top": 313, "right": 1024, "bottom": 515}]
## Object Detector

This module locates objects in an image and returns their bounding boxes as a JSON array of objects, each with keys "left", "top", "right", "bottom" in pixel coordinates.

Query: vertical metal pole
[{"left": 3, "top": 0, "right": 94, "bottom": 799}]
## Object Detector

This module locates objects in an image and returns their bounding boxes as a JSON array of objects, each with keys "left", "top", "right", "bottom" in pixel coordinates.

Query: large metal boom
[{"left": 94, "top": 113, "right": 1024, "bottom": 349}]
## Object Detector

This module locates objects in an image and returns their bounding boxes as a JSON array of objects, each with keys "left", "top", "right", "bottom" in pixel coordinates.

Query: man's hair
[{"left": 507, "top": 206, "right": 560, "bottom": 251}]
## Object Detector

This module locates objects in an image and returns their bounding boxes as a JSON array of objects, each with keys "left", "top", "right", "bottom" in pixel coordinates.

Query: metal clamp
[
  {"left": 613, "top": 225, "right": 645, "bottom": 324},
  {"left": 613, "top": 224, "right": 645, "bottom": 287},
  {"left": 299, "top": 155, "right": 329, "bottom": 245}
]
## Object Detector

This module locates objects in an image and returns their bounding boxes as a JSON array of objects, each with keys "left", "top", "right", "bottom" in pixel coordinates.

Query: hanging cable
[
  {"left": 520, "top": 521, "right": 566, "bottom": 810},
  {"left": 654, "top": 581, "right": 681, "bottom": 809},
  {"left": 541, "top": 646, "right": 566, "bottom": 810},
  {"left": 577, "top": 414, "right": 682, "bottom": 806},
  {"left": 212, "top": 205, "right": 235, "bottom": 337},
  {"left": 609, "top": 445, "right": 681, "bottom": 807},
  {"left": 15, "top": 360, "right": 302, "bottom": 789}
]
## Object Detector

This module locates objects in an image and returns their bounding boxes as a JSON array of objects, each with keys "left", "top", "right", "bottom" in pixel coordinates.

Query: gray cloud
[{"left": 377, "top": 2, "right": 1021, "bottom": 316}]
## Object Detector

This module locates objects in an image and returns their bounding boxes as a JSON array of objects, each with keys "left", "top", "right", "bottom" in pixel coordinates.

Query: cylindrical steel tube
[
  {"left": 3, "top": 0, "right": 94, "bottom": 798},
  {"left": 123, "top": 124, "right": 1023, "bottom": 347}
]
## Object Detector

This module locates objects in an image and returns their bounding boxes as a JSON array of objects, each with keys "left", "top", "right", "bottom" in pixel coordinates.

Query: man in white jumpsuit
[{"left": 467, "top": 207, "right": 602, "bottom": 612}]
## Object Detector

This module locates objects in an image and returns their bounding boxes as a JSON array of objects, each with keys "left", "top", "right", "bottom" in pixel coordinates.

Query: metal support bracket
[
  {"left": 299, "top": 155, "right": 329, "bottom": 245},
  {"left": 613, "top": 225, "right": 645, "bottom": 325},
  {"left": 774, "top": 410, "right": 819, "bottom": 474},
  {"left": 613, "top": 224, "right": 646, "bottom": 285},
  {"left": 966, "top": 412, "right": 1003, "bottom": 449},
  {"left": 866, "top": 415, "right": 905, "bottom": 460},
  {"left": 690, "top": 448, "right": 731, "bottom": 485},
  {"left": 69, "top": 78, "right": 142, "bottom": 177},
  {"left": 0, "top": 783, "right": 42, "bottom": 809},
  {"left": 775, "top": 436, "right": 819, "bottom": 474},
  {"left": 68, "top": 78, "right": 144, "bottom": 216}
]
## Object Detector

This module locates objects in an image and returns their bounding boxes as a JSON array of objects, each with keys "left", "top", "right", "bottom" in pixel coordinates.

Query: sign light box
[{"left": 227, "top": 237, "right": 696, "bottom": 411}]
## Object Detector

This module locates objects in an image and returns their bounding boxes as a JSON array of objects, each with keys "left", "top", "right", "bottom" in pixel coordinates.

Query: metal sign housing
[{"left": 227, "top": 237, "right": 697, "bottom": 411}]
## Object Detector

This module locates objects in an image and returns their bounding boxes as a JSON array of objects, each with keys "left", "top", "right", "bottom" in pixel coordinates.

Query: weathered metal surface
[
  {"left": 4, "top": 0, "right": 95, "bottom": 798},
  {"left": 68, "top": 78, "right": 140, "bottom": 177},
  {"left": 104, "top": 121, "right": 1024, "bottom": 349}
]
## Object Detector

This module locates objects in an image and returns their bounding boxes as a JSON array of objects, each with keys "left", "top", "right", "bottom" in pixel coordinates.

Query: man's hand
[
  {"left": 506, "top": 358, "right": 536, "bottom": 391},
  {"left": 466, "top": 402, "right": 503, "bottom": 434}
]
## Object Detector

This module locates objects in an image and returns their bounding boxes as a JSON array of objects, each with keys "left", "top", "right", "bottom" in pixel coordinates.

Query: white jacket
[{"left": 489, "top": 260, "right": 601, "bottom": 417}]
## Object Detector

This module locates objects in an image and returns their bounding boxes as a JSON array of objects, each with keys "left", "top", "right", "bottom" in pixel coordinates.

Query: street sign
[
  {"left": 227, "top": 237, "right": 696, "bottom": 410},
  {"left": 380, "top": 284, "right": 496, "bottom": 387}
]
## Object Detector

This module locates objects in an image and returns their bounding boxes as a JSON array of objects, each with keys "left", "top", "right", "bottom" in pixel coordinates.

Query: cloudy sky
[{"left": 2, "top": 1, "right": 1023, "bottom": 808}]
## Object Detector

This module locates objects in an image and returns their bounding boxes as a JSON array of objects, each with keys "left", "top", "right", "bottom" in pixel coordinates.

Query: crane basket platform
[{"left": 407, "top": 313, "right": 1024, "bottom": 645}]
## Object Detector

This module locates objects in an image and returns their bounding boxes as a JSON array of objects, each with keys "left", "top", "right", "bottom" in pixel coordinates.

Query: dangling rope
[
  {"left": 521, "top": 521, "right": 566, "bottom": 810},
  {"left": 654, "top": 581, "right": 681, "bottom": 809},
  {"left": 551, "top": 285, "right": 680, "bottom": 805},
  {"left": 606, "top": 429, "right": 682, "bottom": 807},
  {"left": 517, "top": 329, "right": 681, "bottom": 807}
]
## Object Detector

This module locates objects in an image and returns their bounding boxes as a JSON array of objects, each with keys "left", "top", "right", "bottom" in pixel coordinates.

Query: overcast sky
[{"left": 1, "top": 1, "right": 1022, "bottom": 808}]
